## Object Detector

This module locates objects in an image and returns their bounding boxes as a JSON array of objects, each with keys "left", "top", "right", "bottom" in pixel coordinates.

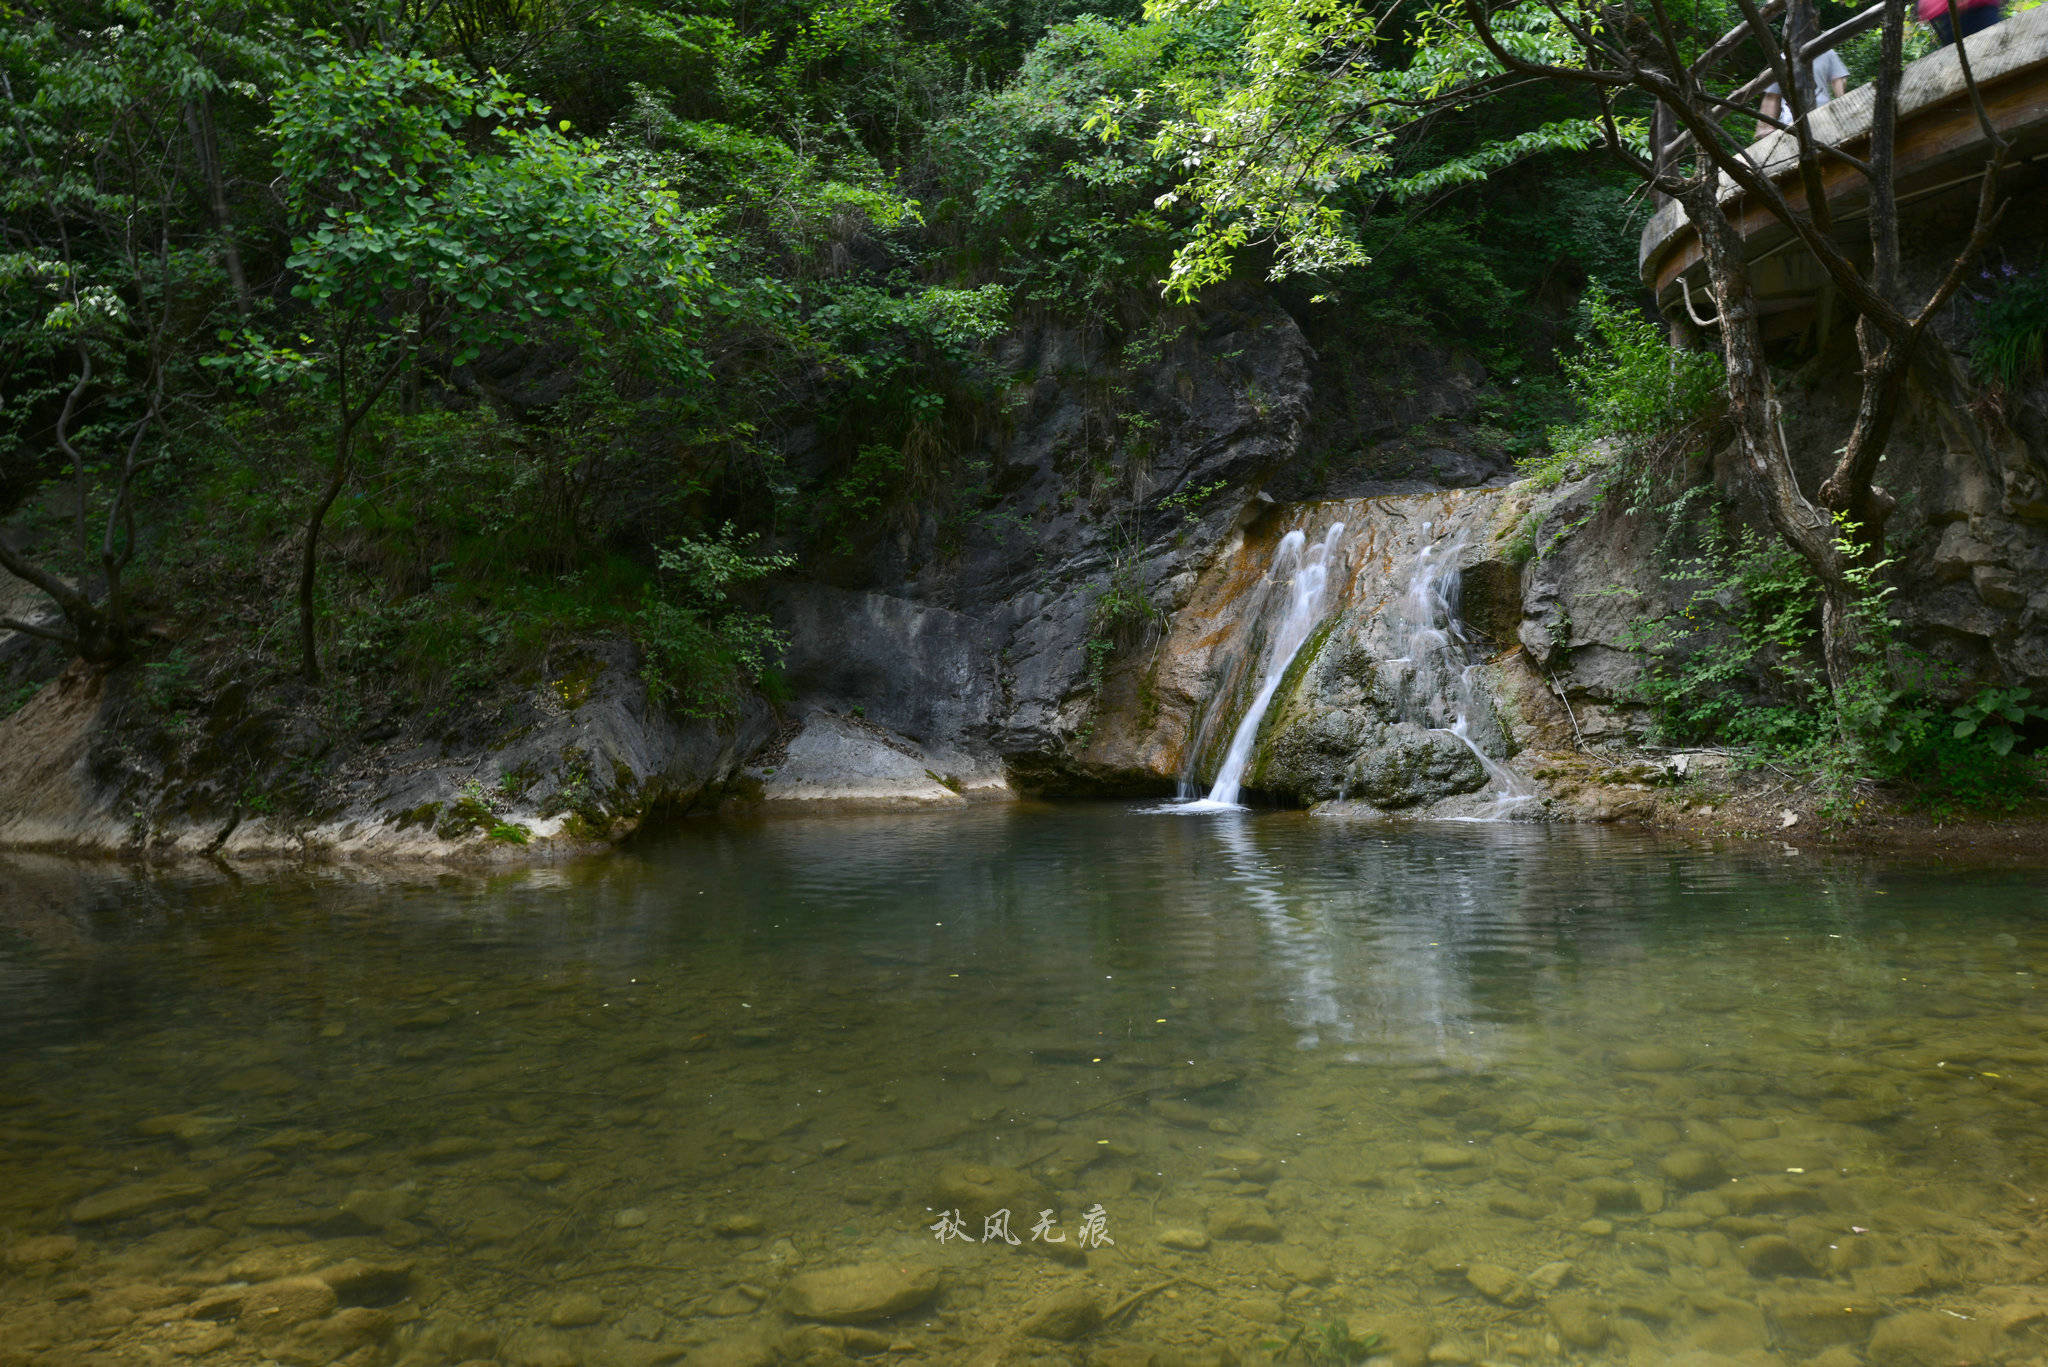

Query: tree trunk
[
  {"left": 299, "top": 335, "right": 409, "bottom": 682},
  {"left": 1683, "top": 184, "right": 1869, "bottom": 702},
  {"left": 98, "top": 390, "right": 161, "bottom": 650},
  {"left": 297, "top": 419, "right": 355, "bottom": 683},
  {"left": 184, "top": 95, "right": 251, "bottom": 320},
  {"left": 0, "top": 542, "right": 120, "bottom": 663},
  {"left": 54, "top": 346, "right": 93, "bottom": 556},
  {"left": 0, "top": 345, "right": 124, "bottom": 664}
]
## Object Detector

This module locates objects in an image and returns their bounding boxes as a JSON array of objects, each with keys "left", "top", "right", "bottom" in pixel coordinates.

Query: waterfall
[
  {"left": 1182, "top": 522, "right": 1347, "bottom": 809},
  {"left": 1388, "top": 527, "right": 1533, "bottom": 810}
]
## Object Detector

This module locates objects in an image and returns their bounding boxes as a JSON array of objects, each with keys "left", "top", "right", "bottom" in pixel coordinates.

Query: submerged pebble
[{"left": 783, "top": 1263, "right": 941, "bottom": 1323}]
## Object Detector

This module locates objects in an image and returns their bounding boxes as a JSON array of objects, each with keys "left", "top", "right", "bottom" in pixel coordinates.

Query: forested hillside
[
  {"left": 0, "top": 0, "right": 1633, "bottom": 702},
  {"left": 3, "top": 0, "right": 2044, "bottom": 853}
]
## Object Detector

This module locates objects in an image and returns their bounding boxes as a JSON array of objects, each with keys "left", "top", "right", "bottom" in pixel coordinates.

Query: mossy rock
[
  {"left": 1458, "top": 559, "right": 1524, "bottom": 648},
  {"left": 549, "top": 651, "right": 603, "bottom": 711},
  {"left": 392, "top": 803, "right": 441, "bottom": 831},
  {"left": 434, "top": 799, "right": 496, "bottom": 840}
]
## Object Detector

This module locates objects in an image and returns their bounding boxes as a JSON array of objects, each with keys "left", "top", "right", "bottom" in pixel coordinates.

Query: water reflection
[{"left": 2, "top": 816, "right": 2047, "bottom": 1367}]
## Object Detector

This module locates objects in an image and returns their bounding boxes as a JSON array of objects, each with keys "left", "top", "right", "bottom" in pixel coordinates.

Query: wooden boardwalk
[{"left": 1638, "top": 5, "right": 2048, "bottom": 335}]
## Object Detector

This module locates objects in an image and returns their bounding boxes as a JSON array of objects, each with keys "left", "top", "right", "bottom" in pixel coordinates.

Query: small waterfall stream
[
  {"left": 1386, "top": 526, "right": 1534, "bottom": 812},
  {"left": 1179, "top": 522, "right": 1347, "bottom": 810},
  {"left": 1162, "top": 503, "right": 1533, "bottom": 818}
]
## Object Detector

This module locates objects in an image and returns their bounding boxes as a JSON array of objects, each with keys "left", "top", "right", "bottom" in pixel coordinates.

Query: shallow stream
[{"left": 3, "top": 808, "right": 2048, "bottom": 1367}]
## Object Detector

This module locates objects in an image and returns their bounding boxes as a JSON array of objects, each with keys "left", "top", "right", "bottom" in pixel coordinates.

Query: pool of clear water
[{"left": 3, "top": 807, "right": 2048, "bottom": 1367}]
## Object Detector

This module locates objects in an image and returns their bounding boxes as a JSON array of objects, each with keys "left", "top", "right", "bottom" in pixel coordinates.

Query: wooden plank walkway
[{"left": 1638, "top": 5, "right": 2048, "bottom": 334}]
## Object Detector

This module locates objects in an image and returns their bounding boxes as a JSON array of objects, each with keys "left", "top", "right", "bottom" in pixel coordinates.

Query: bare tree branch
[
  {"left": 0, "top": 617, "right": 79, "bottom": 647},
  {"left": 1454, "top": 0, "right": 1636, "bottom": 87}
]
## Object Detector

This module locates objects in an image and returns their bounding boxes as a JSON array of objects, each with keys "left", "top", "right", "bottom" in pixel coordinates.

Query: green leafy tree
[
  {"left": 254, "top": 44, "right": 723, "bottom": 680},
  {"left": 0, "top": 1, "right": 270, "bottom": 661},
  {"left": 1543, "top": 286, "right": 1723, "bottom": 471},
  {"left": 936, "top": 13, "right": 1198, "bottom": 302},
  {"left": 1089, "top": 0, "right": 1608, "bottom": 299},
  {"left": 634, "top": 522, "right": 794, "bottom": 717},
  {"left": 1146, "top": 0, "right": 2014, "bottom": 723}
]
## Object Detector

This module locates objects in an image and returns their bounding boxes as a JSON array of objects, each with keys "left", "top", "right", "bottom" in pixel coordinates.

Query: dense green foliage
[
  {"left": 0, "top": 0, "right": 1679, "bottom": 719},
  {"left": 1135, "top": 0, "right": 1626, "bottom": 299},
  {"left": 1620, "top": 505, "right": 2045, "bottom": 813},
  {"left": 1878, "top": 686, "right": 2048, "bottom": 814},
  {"left": 1968, "top": 263, "right": 2048, "bottom": 392},
  {"left": 1625, "top": 513, "right": 1836, "bottom": 754},
  {"left": 1530, "top": 287, "right": 1723, "bottom": 487},
  {"left": 635, "top": 525, "right": 794, "bottom": 717}
]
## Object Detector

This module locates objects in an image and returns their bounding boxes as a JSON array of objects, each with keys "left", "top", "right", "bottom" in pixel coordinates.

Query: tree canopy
[{"left": 0, "top": 0, "right": 1643, "bottom": 698}]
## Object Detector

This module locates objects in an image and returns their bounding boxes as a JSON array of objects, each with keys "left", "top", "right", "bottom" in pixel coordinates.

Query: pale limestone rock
[{"left": 783, "top": 1263, "right": 940, "bottom": 1323}]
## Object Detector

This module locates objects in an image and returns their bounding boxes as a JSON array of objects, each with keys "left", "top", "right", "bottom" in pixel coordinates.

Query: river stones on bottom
[
  {"left": 1272, "top": 1245, "right": 1331, "bottom": 1284},
  {"left": 1549, "top": 1294, "right": 1611, "bottom": 1349},
  {"left": 3, "top": 1236, "right": 77, "bottom": 1267},
  {"left": 155, "top": 1323, "right": 235, "bottom": 1358},
  {"left": 299, "top": 1306, "right": 397, "bottom": 1354},
  {"left": 929, "top": 1162, "right": 1042, "bottom": 1221},
  {"left": 1658, "top": 1147, "right": 1727, "bottom": 1188},
  {"left": 1020, "top": 1285, "right": 1103, "bottom": 1341},
  {"left": 783, "top": 1263, "right": 941, "bottom": 1322},
  {"left": 1205, "top": 1199, "right": 1280, "bottom": 1242},
  {"left": 1150, "top": 1098, "right": 1209, "bottom": 1129},
  {"left": 69, "top": 1180, "right": 208, "bottom": 1224},
  {"left": 1374, "top": 1315, "right": 1437, "bottom": 1367},
  {"left": 1867, "top": 1310, "right": 2000, "bottom": 1367},
  {"left": 313, "top": 1256, "right": 415, "bottom": 1304},
  {"left": 338, "top": 1185, "right": 421, "bottom": 1230},
  {"left": 241, "top": 1276, "right": 340, "bottom": 1333},
  {"left": 547, "top": 1292, "right": 605, "bottom": 1328},
  {"left": 1464, "top": 1262, "right": 1527, "bottom": 1305},
  {"left": 1487, "top": 1188, "right": 1550, "bottom": 1220},
  {"left": 1758, "top": 1291, "right": 1881, "bottom": 1352},
  {"left": 1738, "top": 1234, "right": 1818, "bottom": 1278},
  {"left": 501, "top": 1331, "right": 582, "bottom": 1367}
]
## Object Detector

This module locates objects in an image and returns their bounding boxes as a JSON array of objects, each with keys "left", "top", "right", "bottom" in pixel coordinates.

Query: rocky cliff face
[
  {"left": 0, "top": 639, "right": 773, "bottom": 861},
  {"left": 1817, "top": 380, "right": 2048, "bottom": 692},
  {"left": 756, "top": 291, "right": 2048, "bottom": 816},
  {"left": 4, "top": 277, "right": 2046, "bottom": 855},
  {"left": 754, "top": 289, "right": 1538, "bottom": 807},
  {"left": 755, "top": 288, "right": 1338, "bottom": 801},
  {"left": 1237, "top": 494, "right": 1529, "bottom": 811}
]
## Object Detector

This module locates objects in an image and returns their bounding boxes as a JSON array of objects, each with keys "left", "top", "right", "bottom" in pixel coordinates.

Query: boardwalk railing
[
  {"left": 1649, "top": 0, "right": 1888, "bottom": 183},
  {"left": 1638, "top": 2, "right": 2048, "bottom": 333}
]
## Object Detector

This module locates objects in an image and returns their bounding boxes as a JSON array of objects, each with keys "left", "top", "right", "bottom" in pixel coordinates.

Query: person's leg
[
  {"left": 1931, "top": 13, "right": 1956, "bottom": 44},
  {"left": 1959, "top": 4, "right": 2003, "bottom": 38}
]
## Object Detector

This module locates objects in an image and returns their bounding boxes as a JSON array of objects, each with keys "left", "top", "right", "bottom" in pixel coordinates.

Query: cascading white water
[
  {"left": 1388, "top": 526, "right": 1533, "bottom": 810},
  {"left": 1184, "top": 522, "right": 1347, "bottom": 809}
]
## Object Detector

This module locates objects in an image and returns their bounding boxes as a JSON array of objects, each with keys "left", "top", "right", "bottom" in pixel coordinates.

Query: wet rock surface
[
  {"left": 1020, "top": 1285, "right": 1104, "bottom": 1341},
  {"left": 1232, "top": 492, "right": 1528, "bottom": 813},
  {"left": 783, "top": 1263, "right": 941, "bottom": 1322},
  {"left": 747, "top": 710, "right": 1001, "bottom": 809}
]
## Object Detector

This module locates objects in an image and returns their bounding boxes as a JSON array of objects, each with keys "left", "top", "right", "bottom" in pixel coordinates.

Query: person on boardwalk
[
  {"left": 1920, "top": 0, "right": 2003, "bottom": 46},
  {"left": 1755, "top": 48, "right": 1851, "bottom": 138}
]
